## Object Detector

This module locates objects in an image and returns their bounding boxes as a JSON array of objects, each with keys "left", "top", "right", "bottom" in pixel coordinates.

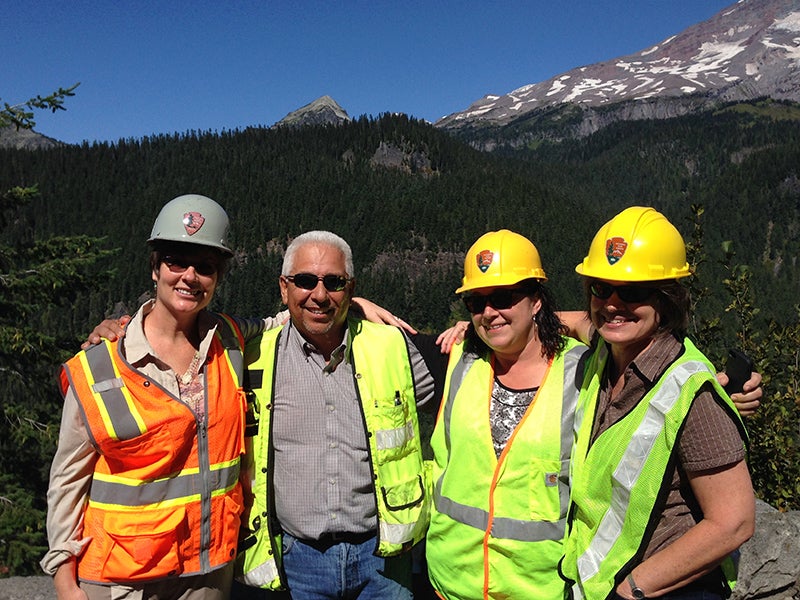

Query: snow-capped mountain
[{"left": 437, "top": 0, "right": 800, "bottom": 132}]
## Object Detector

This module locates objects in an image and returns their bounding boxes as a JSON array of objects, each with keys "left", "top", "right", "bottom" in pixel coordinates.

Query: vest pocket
[
  {"left": 527, "top": 457, "right": 565, "bottom": 520},
  {"left": 381, "top": 473, "right": 425, "bottom": 511},
  {"left": 101, "top": 506, "right": 189, "bottom": 580},
  {"left": 101, "top": 427, "right": 176, "bottom": 472},
  {"left": 371, "top": 390, "right": 413, "bottom": 427}
]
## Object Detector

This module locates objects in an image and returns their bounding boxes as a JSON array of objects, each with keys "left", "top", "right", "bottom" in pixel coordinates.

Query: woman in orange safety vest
[{"left": 42, "top": 194, "right": 249, "bottom": 600}]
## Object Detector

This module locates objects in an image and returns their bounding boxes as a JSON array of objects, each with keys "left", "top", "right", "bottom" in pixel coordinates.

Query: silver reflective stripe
[
  {"left": 90, "top": 462, "right": 240, "bottom": 506},
  {"left": 84, "top": 343, "right": 143, "bottom": 440},
  {"left": 92, "top": 377, "right": 124, "bottom": 393},
  {"left": 576, "top": 360, "right": 709, "bottom": 581},
  {"left": 493, "top": 514, "right": 566, "bottom": 541},
  {"left": 241, "top": 558, "right": 280, "bottom": 588},
  {"left": 574, "top": 344, "right": 608, "bottom": 438},
  {"left": 440, "top": 352, "right": 476, "bottom": 456},
  {"left": 380, "top": 519, "right": 416, "bottom": 544},
  {"left": 559, "top": 344, "right": 586, "bottom": 515},
  {"left": 435, "top": 477, "right": 567, "bottom": 542},
  {"left": 216, "top": 315, "right": 244, "bottom": 386},
  {"left": 376, "top": 421, "right": 414, "bottom": 450},
  {"left": 572, "top": 583, "right": 585, "bottom": 600}
]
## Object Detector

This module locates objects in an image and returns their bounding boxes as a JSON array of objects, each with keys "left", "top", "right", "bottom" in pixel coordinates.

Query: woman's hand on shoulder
[{"left": 436, "top": 321, "right": 469, "bottom": 354}]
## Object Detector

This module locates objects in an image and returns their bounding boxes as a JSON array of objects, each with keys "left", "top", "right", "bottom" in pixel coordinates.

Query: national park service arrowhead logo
[
  {"left": 476, "top": 249, "right": 494, "bottom": 273},
  {"left": 183, "top": 212, "right": 205, "bottom": 236},
  {"left": 605, "top": 237, "right": 628, "bottom": 265}
]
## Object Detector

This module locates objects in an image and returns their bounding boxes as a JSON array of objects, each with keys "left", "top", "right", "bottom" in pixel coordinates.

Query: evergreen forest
[{"left": 2, "top": 98, "right": 800, "bottom": 575}]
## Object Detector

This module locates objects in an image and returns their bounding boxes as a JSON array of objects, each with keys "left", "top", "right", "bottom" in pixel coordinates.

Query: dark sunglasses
[
  {"left": 462, "top": 288, "right": 530, "bottom": 314},
  {"left": 286, "top": 272, "right": 352, "bottom": 292},
  {"left": 589, "top": 281, "right": 655, "bottom": 303},
  {"left": 161, "top": 255, "right": 219, "bottom": 276}
]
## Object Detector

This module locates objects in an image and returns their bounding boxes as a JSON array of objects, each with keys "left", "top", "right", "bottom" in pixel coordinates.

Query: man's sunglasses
[
  {"left": 286, "top": 273, "right": 352, "bottom": 292},
  {"left": 589, "top": 281, "right": 655, "bottom": 303},
  {"left": 462, "top": 288, "right": 530, "bottom": 314},
  {"left": 161, "top": 255, "right": 219, "bottom": 276}
]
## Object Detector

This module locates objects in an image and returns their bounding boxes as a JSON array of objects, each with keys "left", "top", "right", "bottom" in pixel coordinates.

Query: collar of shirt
[
  {"left": 285, "top": 319, "right": 352, "bottom": 374},
  {"left": 593, "top": 333, "right": 684, "bottom": 441},
  {"left": 618, "top": 332, "right": 683, "bottom": 387},
  {"left": 122, "top": 299, "right": 219, "bottom": 368}
]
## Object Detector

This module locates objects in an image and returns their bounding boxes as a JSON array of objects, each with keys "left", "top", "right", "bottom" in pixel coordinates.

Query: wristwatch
[{"left": 626, "top": 573, "right": 646, "bottom": 600}]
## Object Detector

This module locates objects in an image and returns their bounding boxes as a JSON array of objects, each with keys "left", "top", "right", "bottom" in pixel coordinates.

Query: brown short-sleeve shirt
[{"left": 590, "top": 334, "right": 746, "bottom": 558}]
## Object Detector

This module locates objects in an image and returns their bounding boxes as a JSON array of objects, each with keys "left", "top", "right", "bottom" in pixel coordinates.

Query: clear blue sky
[{"left": 3, "top": 0, "right": 735, "bottom": 145}]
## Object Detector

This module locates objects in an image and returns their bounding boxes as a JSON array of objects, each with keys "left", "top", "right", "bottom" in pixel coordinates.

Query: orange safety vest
[{"left": 59, "top": 314, "right": 246, "bottom": 584}]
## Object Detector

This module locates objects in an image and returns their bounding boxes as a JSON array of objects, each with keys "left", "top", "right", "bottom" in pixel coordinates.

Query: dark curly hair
[{"left": 464, "top": 278, "right": 568, "bottom": 361}]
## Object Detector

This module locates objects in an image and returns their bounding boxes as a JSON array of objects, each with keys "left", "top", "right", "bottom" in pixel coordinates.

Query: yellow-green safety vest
[
  {"left": 427, "top": 337, "right": 587, "bottom": 599},
  {"left": 560, "top": 338, "right": 747, "bottom": 600},
  {"left": 236, "top": 318, "right": 430, "bottom": 590}
]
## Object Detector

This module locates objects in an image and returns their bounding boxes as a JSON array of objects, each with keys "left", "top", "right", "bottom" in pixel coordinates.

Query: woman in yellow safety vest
[
  {"left": 560, "top": 206, "right": 756, "bottom": 600},
  {"left": 42, "top": 195, "right": 254, "bottom": 600},
  {"left": 426, "top": 229, "right": 589, "bottom": 600}
]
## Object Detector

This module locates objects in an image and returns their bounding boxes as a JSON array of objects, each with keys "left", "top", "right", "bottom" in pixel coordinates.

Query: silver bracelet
[{"left": 626, "top": 573, "right": 646, "bottom": 600}]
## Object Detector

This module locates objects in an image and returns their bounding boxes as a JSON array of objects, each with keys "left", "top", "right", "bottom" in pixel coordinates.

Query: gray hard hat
[{"left": 147, "top": 194, "right": 232, "bottom": 255}]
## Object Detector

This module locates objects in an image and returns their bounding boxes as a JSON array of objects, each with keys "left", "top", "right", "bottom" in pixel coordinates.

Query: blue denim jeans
[{"left": 281, "top": 533, "right": 413, "bottom": 600}]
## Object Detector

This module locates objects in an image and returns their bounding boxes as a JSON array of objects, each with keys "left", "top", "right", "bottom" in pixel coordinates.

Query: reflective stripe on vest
[
  {"left": 564, "top": 339, "right": 745, "bottom": 600},
  {"left": 89, "top": 459, "right": 241, "bottom": 507},
  {"left": 79, "top": 343, "right": 145, "bottom": 441}
]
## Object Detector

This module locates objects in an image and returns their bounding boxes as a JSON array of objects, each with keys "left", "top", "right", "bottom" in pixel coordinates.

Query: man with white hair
[{"left": 237, "top": 231, "right": 435, "bottom": 600}]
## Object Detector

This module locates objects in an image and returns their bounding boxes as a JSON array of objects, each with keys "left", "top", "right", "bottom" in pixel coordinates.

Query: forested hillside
[
  {"left": 3, "top": 104, "right": 800, "bottom": 332},
  {"left": 2, "top": 104, "right": 799, "bottom": 575}
]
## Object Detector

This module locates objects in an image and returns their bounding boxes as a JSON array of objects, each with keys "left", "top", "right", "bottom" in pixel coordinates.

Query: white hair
[{"left": 282, "top": 230, "right": 354, "bottom": 276}]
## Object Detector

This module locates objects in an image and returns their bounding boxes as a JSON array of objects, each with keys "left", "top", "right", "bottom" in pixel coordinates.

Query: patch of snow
[
  {"left": 509, "top": 83, "right": 536, "bottom": 95},
  {"left": 772, "top": 12, "right": 800, "bottom": 33},
  {"left": 462, "top": 106, "right": 496, "bottom": 118},
  {"left": 761, "top": 36, "right": 800, "bottom": 60},
  {"left": 634, "top": 87, "right": 666, "bottom": 100},
  {"left": 562, "top": 77, "right": 626, "bottom": 102},
  {"left": 688, "top": 40, "right": 746, "bottom": 72},
  {"left": 546, "top": 78, "right": 568, "bottom": 97}
]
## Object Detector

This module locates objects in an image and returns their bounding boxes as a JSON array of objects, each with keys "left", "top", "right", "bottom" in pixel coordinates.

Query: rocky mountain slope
[
  {"left": 0, "top": 125, "right": 61, "bottom": 150},
  {"left": 437, "top": 0, "right": 800, "bottom": 140},
  {"left": 273, "top": 95, "right": 351, "bottom": 128}
]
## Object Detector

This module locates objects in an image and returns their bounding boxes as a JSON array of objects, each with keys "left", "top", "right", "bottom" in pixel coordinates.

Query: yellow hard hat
[
  {"left": 575, "top": 206, "right": 691, "bottom": 282},
  {"left": 456, "top": 229, "right": 547, "bottom": 294}
]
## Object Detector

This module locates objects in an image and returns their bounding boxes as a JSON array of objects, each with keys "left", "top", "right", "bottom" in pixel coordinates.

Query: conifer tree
[{"left": 0, "top": 86, "right": 114, "bottom": 575}]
